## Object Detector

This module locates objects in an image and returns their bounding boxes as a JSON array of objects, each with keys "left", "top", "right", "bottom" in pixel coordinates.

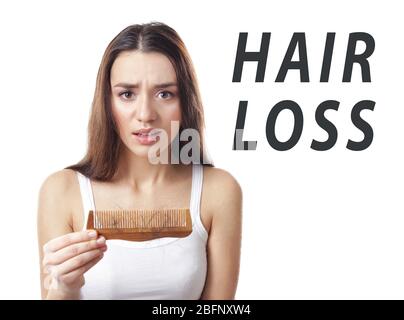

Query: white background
[{"left": 0, "top": 0, "right": 403, "bottom": 299}]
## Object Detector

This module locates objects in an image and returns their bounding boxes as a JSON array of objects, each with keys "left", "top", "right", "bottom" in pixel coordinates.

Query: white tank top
[{"left": 76, "top": 164, "right": 208, "bottom": 300}]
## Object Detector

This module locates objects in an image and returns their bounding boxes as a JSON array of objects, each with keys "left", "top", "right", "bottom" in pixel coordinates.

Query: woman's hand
[{"left": 41, "top": 230, "right": 107, "bottom": 299}]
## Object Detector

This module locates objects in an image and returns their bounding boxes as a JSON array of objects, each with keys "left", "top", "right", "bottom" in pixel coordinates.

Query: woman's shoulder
[
  {"left": 201, "top": 166, "right": 242, "bottom": 213},
  {"left": 37, "top": 169, "right": 81, "bottom": 238},
  {"left": 39, "top": 169, "right": 79, "bottom": 196},
  {"left": 38, "top": 169, "right": 81, "bottom": 220},
  {"left": 203, "top": 166, "right": 241, "bottom": 192}
]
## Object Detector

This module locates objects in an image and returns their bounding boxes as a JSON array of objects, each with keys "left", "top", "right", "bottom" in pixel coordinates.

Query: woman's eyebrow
[
  {"left": 113, "top": 82, "right": 178, "bottom": 89},
  {"left": 154, "top": 82, "right": 178, "bottom": 89}
]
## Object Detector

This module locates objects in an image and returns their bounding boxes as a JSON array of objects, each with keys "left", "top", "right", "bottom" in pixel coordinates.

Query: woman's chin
[
  {"left": 127, "top": 147, "right": 151, "bottom": 158},
  {"left": 124, "top": 144, "right": 173, "bottom": 164}
]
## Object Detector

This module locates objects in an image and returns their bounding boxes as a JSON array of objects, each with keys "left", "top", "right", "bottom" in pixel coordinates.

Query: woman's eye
[
  {"left": 158, "top": 91, "right": 173, "bottom": 99},
  {"left": 119, "top": 91, "right": 134, "bottom": 100}
]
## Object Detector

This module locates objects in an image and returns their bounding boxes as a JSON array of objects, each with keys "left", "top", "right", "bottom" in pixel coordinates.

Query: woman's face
[{"left": 110, "top": 50, "right": 182, "bottom": 159}]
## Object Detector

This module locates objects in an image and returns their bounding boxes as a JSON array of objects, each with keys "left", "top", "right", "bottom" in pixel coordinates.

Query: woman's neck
[{"left": 113, "top": 148, "right": 179, "bottom": 191}]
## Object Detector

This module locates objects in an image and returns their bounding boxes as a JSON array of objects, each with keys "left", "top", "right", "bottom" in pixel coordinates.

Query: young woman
[{"left": 37, "top": 22, "right": 242, "bottom": 300}]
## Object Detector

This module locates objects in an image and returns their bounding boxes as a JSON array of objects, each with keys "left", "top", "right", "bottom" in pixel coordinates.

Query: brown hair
[{"left": 66, "top": 22, "right": 213, "bottom": 181}]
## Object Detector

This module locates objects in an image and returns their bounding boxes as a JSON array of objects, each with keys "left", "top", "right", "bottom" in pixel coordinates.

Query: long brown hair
[{"left": 66, "top": 22, "right": 213, "bottom": 181}]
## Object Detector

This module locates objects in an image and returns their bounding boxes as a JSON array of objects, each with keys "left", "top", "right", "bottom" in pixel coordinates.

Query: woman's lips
[{"left": 132, "top": 129, "right": 161, "bottom": 145}]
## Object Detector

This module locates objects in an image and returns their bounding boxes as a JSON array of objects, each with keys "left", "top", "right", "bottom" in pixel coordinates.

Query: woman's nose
[{"left": 135, "top": 93, "right": 157, "bottom": 123}]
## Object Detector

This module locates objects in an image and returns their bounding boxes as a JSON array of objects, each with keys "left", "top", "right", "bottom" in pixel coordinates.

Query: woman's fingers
[
  {"left": 43, "top": 230, "right": 98, "bottom": 254},
  {"left": 43, "top": 236, "right": 106, "bottom": 267},
  {"left": 55, "top": 254, "right": 104, "bottom": 287},
  {"left": 42, "top": 230, "right": 108, "bottom": 296},
  {"left": 50, "top": 247, "right": 106, "bottom": 278}
]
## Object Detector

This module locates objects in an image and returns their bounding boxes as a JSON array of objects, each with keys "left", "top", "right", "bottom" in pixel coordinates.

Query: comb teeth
[{"left": 93, "top": 208, "right": 189, "bottom": 229}]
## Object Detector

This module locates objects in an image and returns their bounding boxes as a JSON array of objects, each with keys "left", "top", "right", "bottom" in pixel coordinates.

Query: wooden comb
[{"left": 86, "top": 208, "right": 192, "bottom": 241}]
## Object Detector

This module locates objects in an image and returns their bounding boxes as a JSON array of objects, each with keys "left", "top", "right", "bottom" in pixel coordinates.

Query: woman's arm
[
  {"left": 37, "top": 170, "right": 106, "bottom": 299},
  {"left": 200, "top": 169, "right": 242, "bottom": 300},
  {"left": 37, "top": 170, "right": 75, "bottom": 299}
]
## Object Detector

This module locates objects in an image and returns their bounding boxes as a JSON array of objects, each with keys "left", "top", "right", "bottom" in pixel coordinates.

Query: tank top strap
[
  {"left": 76, "top": 171, "right": 96, "bottom": 231},
  {"left": 190, "top": 164, "right": 208, "bottom": 241}
]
